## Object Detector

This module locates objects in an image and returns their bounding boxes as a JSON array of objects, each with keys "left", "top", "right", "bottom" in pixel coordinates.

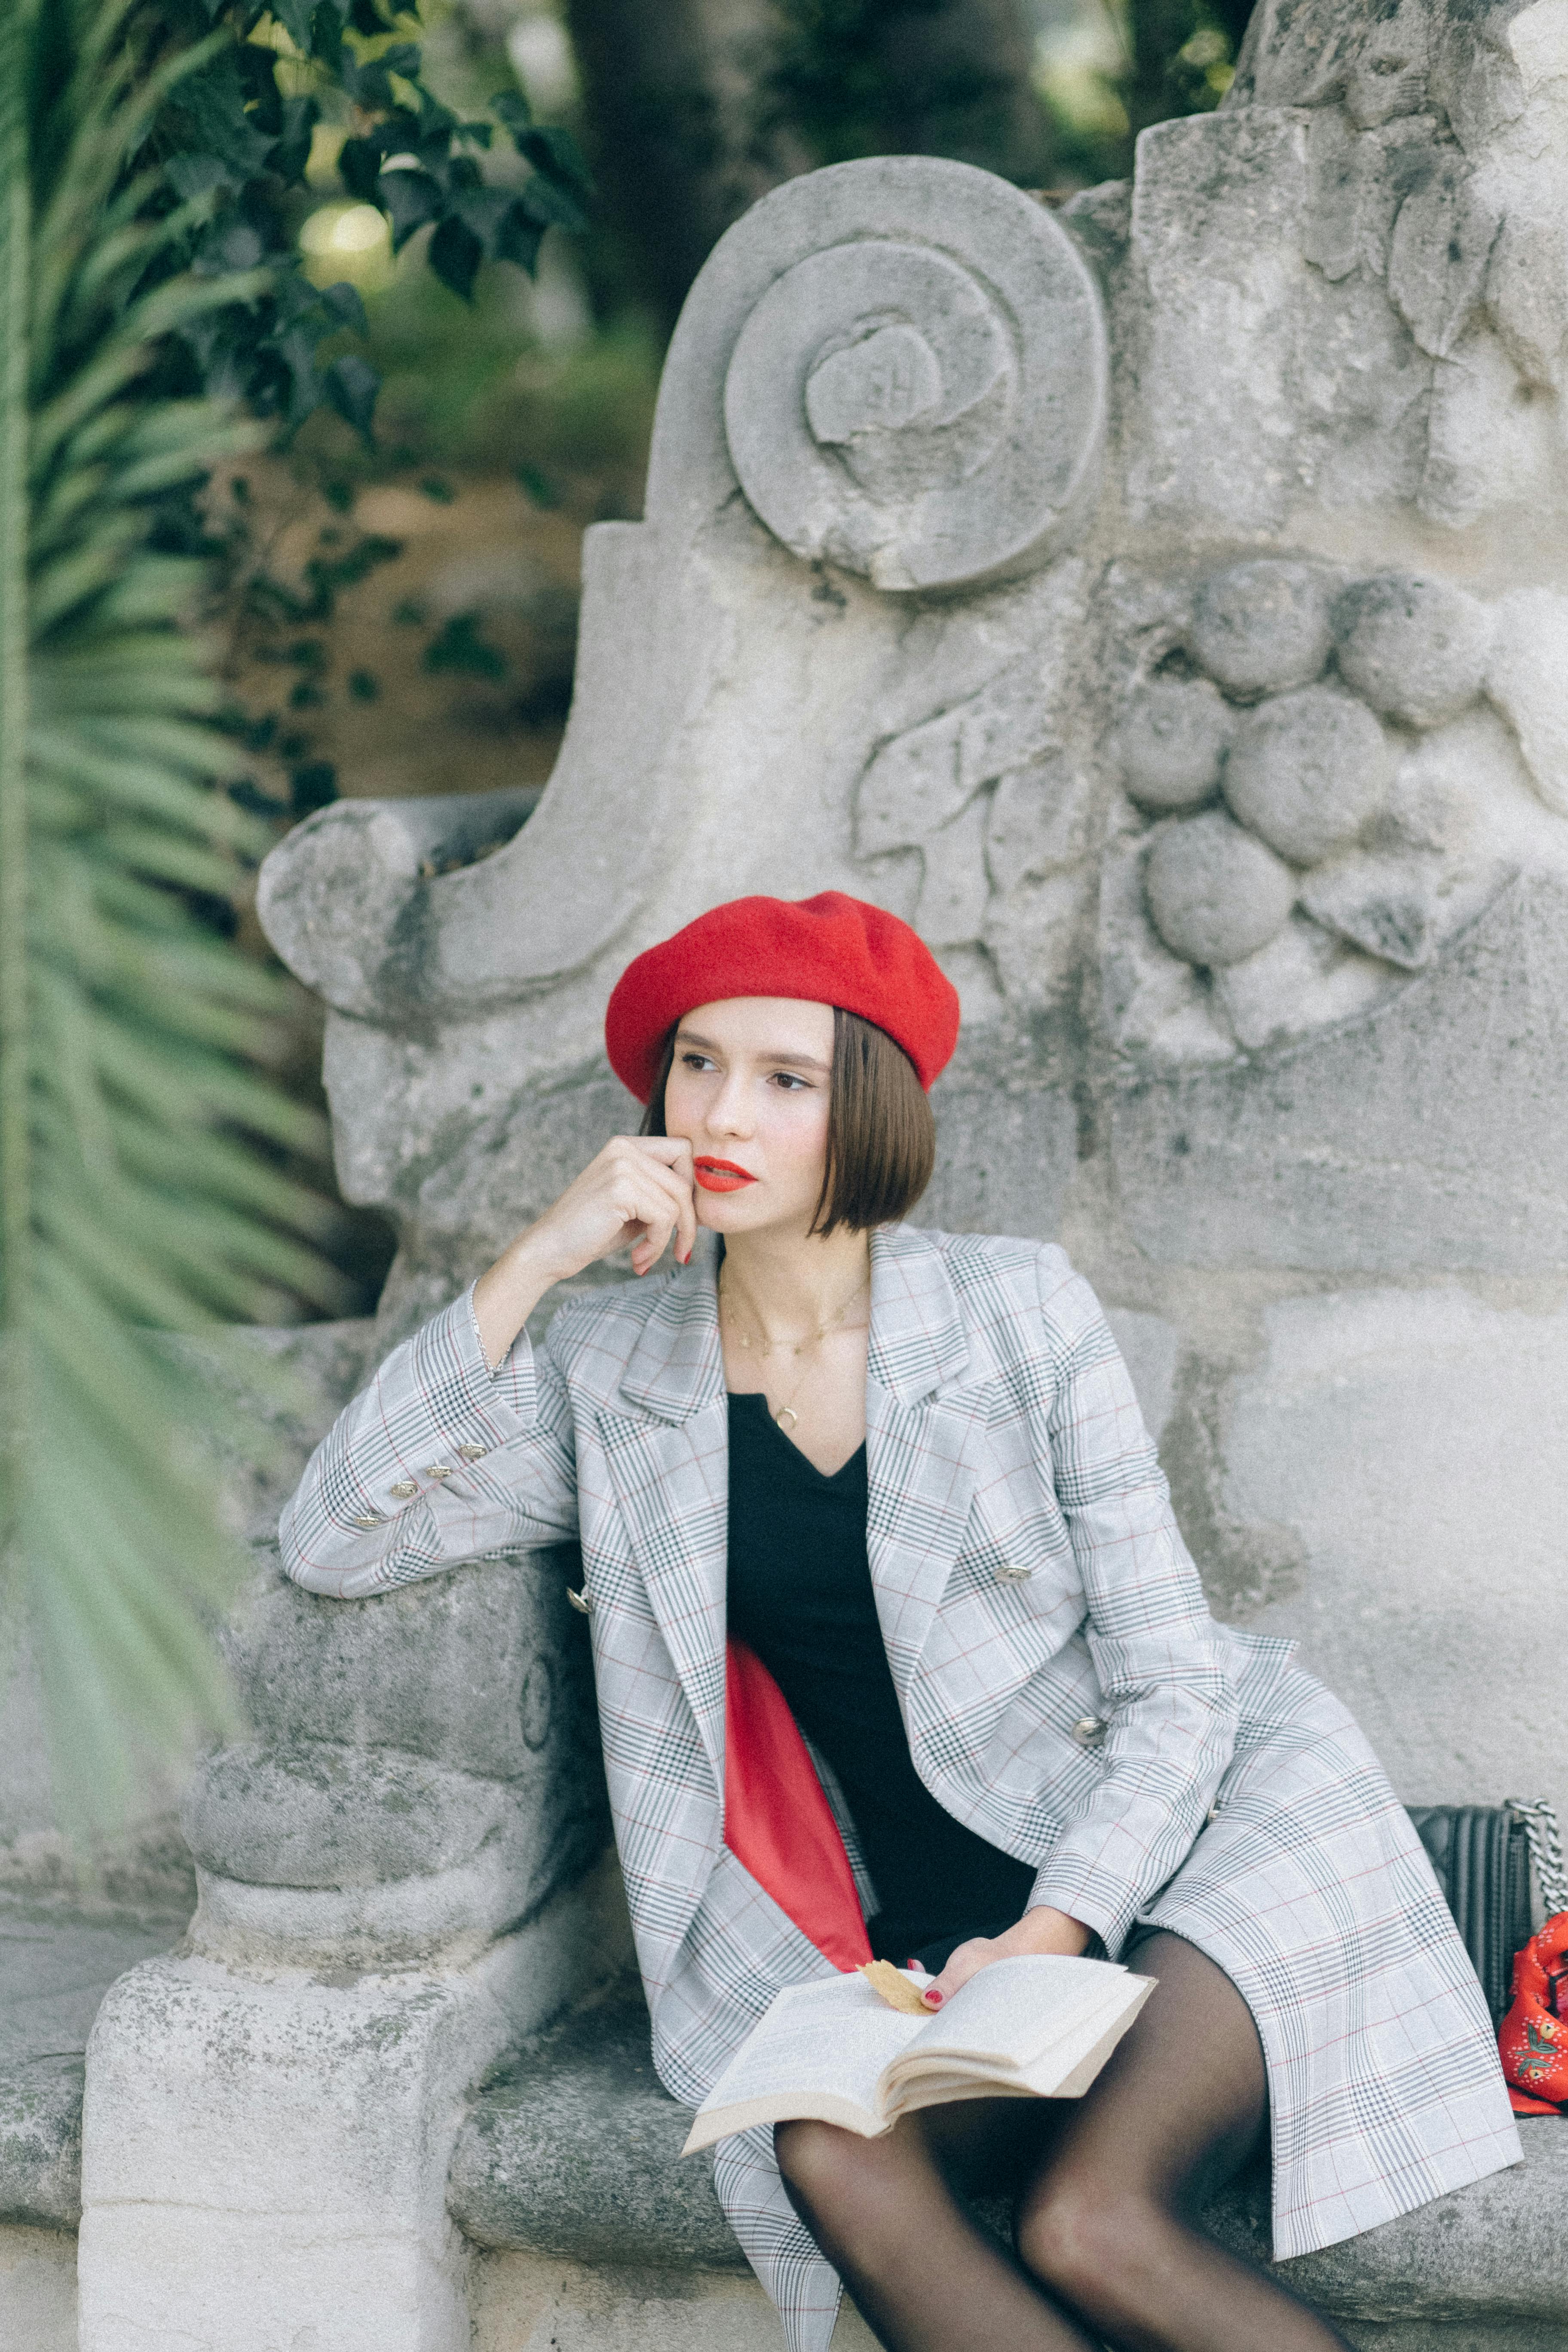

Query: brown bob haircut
[{"left": 640, "top": 1007, "right": 936, "bottom": 1237}]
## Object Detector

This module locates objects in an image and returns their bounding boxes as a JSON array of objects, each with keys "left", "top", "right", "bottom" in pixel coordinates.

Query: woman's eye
[
  {"left": 680, "top": 1052, "right": 715, "bottom": 1071},
  {"left": 772, "top": 1072, "right": 809, "bottom": 1091}
]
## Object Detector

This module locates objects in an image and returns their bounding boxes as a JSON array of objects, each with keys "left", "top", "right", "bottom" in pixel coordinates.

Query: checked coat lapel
[
  {"left": 600, "top": 1237, "right": 731, "bottom": 1801},
  {"left": 864, "top": 1225, "right": 987, "bottom": 1703}
]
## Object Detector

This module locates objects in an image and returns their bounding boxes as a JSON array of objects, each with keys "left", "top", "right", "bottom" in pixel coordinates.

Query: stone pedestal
[
  {"left": 77, "top": 1543, "right": 627, "bottom": 2352},
  {"left": 77, "top": 1872, "right": 624, "bottom": 2352}
]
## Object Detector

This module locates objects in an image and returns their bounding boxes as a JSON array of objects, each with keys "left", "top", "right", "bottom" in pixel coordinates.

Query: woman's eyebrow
[{"left": 677, "top": 1026, "right": 830, "bottom": 1072}]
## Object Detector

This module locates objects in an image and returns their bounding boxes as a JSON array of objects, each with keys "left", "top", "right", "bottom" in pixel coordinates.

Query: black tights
[{"left": 775, "top": 1932, "right": 1355, "bottom": 2352}]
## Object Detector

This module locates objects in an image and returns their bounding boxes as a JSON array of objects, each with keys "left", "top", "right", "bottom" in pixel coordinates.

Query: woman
[{"left": 282, "top": 891, "right": 1519, "bottom": 2352}]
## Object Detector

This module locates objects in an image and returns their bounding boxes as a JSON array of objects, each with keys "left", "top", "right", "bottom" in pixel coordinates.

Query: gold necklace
[{"left": 720, "top": 1265, "right": 870, "bottom": 1431}]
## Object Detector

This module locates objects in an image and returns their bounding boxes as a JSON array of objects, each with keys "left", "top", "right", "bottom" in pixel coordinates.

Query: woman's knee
[{"left": 1017, "top": 2170, "right": 1167, "bottom": 2312}]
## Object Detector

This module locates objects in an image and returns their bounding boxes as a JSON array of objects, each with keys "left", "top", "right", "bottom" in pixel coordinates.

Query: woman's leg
[
  {"left": 1015, "top": 1931, "right": 1354, "bottom": 2352},
  {"left": 775, "top": 2101, "right": 1096, "bottom": 2352}
]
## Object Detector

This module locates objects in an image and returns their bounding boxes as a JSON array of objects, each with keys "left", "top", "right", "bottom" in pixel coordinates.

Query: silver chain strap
[{"left": 1507, "top": 1798, "right": 1568, "bottom": 1920}]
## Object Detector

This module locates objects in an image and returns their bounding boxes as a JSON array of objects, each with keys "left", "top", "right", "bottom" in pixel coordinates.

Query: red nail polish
[
  {"left": 905, "top": 1958, "right": 920, "bottom": 1971},
  {"left": 923, "top": 1989, "right": 943, "bottom": 2007}
]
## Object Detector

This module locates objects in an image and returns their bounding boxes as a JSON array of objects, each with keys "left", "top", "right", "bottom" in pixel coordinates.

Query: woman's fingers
[
  {"left": 630, "top": 1136, "right": 698, "bottom": 1263},
  {"left": 621, "top": 1159, "right": 693, "bottom": 1268},
  {"left": 925, "top": 1936, "right": 995, "bottom": 2007}
]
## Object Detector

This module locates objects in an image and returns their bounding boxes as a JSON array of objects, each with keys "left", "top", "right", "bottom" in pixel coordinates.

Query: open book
[{"left": 682, "top": 1954, "right": 1155, "bottom": 2154}]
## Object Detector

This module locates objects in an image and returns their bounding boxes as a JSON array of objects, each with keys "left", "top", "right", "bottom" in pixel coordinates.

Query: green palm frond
[{"left": 2, "top": 0, "right": 349, "bottom": 1838}]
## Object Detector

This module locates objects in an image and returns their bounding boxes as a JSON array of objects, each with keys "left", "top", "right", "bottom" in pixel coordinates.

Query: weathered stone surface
[
  {"left": 181, "top": 1743, "right": 511, "bottom": 1892},
  {"left": 226, "top": 1549, "right": 601, "bottom": 1788},
  {"left": 1299, "top": 847, "right": 1437, "bottom": 969},
  {"left": 1100, "top": 830, "right": 1236, "bottom": 1062},
  {"left": 1144, "top": 811, "right": 1297, "bottom": 968},
  {"left": 255, "top": 787, "right": 539, "bottom": 1020},
  {"left": 1115, "top": 678, "right": 1234, "bottom": 811},
  {"left": 0, "top": 1890, "right": 185, "bottom": 2233},
  {"left": 0, "top": 2058, "right": 82, "bottom": 2232},
  {"left": 192, "top": 1550, "right": 610, "bottom": 1969},
  {"left": 1111, "top": 876, "right": 1568, "bottom": 1273},
  {"left": 1190, "top": 562, "right": 1335, "bottom": 701},
  {"left": 1487, "top": 588, "right": 1568, "bottom": 818},
  {"left": 1211, "top": 912, "right": 1387, "bottom": 1050},
  {"left": 78, "top": 1864, "right": 632, "bottom": 2352},
  {"left": 1222, "top": 1289, "right": 1568, "bottom": 1842},
  {"left": 1333, "top": 575, "right": 1492, "bottom": 731},
  {"left": 471, "top": 2254, "right": 823, "bottom": 2352},
  {"left": 1222, "top": 688, "right": 1393, "bottom": 868},
  {"left": 722, "top": 162, "right": 1106, "bottom": 591},
  {"left": 0, "top": 2226, "right": 77, "bottom": 2352},
  {"left": 450, "top": 1986, "right": 738, "bottom": 2267}
]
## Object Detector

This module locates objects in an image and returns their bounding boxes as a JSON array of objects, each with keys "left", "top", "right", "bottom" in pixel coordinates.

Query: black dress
[{"left": 726, "top": 1389, "right": 1036, "bottom": 1972}]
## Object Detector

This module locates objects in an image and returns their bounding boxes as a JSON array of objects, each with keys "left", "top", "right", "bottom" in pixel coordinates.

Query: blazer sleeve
[
  {"left": 279, "top": 1283, "right": 578, "bottom": 1599},
  {"left": 1024, "top": 1251, "right": 1238, "bottom": 1955}
]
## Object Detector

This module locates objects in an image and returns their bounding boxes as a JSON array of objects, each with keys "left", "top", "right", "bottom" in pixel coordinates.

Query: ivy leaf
[
  {"left": 270, "top": 95, "right": 318, "bottom": 186},
  {"left": 517, "top": 169, "right": 587, "bottom": 235},
  {"left": 318, "top": 280, "right": 368, "bottom": 336},
  {"left": 452, "top": 184, "right": 515, "bottom": 257},
  {"left": 324, "top": 355, "right": 380, "bottom": 444},
  {"left": 378, "top": 165, "right": 442, "bottom": 250},
  {"left": 490, "top": 88, "right": 533, "bottom": 140},
  {"left": 170, "top": 54, "right": 279, "bottom": 178},
  {"left": 428, "top": 213, "right": 484, "bottom": 302},
  {"left": 337, "top": 135, "right": 385, "bottom": 202},
  {"left": 267, "top": 0, "right": 318, "bottom": 48},
  {"left": 517, "top": 121, "right": 594, "bottom": 203},
  {"left": 495, "top": 202, "right": 544, "bottom": 275}
]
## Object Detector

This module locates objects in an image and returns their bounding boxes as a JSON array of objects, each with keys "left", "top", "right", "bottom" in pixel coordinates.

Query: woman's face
[{"left": 662, "top": 996, "right": 835, "bottom": 1237}]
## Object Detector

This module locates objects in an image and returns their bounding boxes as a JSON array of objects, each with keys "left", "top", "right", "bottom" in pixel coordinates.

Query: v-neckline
[{"left": 728, "top": 1389, "right": 867, "bottom": 1487}]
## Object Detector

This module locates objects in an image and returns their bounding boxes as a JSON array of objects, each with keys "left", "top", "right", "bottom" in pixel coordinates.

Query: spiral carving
[{"left": 720, "top": 160, "right": 1107, "bottom": 593}]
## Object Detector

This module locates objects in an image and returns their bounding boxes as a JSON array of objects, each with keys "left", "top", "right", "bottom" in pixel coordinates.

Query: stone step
[
  {"left": 450, "top": 1984, "right": 1568, "bottom": 2350},
  {"left": 0, "top": 1890, "right": 185, "bottom": 2234}
]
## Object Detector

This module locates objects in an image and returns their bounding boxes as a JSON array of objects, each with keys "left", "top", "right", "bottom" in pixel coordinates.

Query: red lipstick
[{"left": 694, "top": 1157, "right": 757, "bottom": 1193}]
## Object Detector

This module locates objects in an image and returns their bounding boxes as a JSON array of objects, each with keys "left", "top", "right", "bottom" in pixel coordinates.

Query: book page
[
  {"left": 884, "top": 1973, "right": 1156, "bottom": 2119},
  {"left": 682, "top": 1976, "right": 920, "bottom": 2155},
  {"left": 894, "top": 1955, "right": 1129, "bottom": 2076}
]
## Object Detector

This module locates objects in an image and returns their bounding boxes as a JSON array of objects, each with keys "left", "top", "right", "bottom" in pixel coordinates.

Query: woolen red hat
[{"left": 604, "top": 891, "right": 960, "bottom": 1102}]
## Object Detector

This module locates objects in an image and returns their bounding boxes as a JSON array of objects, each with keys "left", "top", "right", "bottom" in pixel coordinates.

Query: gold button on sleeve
[{"left": 389, "top": 1479, "right": 418, "bottom": 1499}]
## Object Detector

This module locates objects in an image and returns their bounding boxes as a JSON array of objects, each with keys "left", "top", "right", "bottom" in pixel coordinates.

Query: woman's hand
[
  {"left": 472, "top": 1136, "right": 698, "bottom": 1368},
  {"left": 922, "top": 1904, "right": 1091, "bottom": 2009}
]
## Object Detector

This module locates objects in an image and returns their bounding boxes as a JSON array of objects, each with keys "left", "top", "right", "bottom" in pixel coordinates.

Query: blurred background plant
[{"left": 2, "top": 0, "right": 1252, "bottom": 1853}]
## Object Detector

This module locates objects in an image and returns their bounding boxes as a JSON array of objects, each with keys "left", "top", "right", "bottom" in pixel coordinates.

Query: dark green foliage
[
  {"left": 141, "top": 0, "right": 593, "bottom": 437},
  {"left": 422, "top": 610, "right": 506, "bottom": 680},
  {"left": 763, "top": 0, "right": 1051, "bottom": 181}
]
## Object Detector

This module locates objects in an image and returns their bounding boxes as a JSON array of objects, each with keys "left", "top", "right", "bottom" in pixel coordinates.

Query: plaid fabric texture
[{"left": 282, "top": 1225, "right": 1520, "bottom": 2350}]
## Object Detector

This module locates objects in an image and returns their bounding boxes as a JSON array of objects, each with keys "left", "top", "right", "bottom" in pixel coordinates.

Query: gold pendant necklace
[{"left": 720, "top": 1265, "right": 870, "bottom": 1430}]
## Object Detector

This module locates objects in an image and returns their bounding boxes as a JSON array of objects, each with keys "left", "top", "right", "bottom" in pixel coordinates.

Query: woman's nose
[{"left": 706, "top": 1077, "right": 753, "bottom": 1136}]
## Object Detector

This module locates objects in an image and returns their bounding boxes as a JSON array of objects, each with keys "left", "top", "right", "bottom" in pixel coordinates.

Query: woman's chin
[{"left": 693, "top": 1187, "right": 790, "bottom": 1233}]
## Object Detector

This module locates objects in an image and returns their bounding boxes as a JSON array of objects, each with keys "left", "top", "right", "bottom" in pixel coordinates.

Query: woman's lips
[{"left": 694, "top": 1158, "right": 757, "bottom": 1193}]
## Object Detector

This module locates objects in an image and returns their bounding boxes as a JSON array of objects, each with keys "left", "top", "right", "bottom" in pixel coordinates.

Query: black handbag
[{"left": 1406, "top": 1803, "right": 1549, "bottom": 2024}]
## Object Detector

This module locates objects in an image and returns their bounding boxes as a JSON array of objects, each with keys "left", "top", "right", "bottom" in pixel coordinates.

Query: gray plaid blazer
[{"left": 282, "top": 1225, "right": 1519, "bottom": 2351}]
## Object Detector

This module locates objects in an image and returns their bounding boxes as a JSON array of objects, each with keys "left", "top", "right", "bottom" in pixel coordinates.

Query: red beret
[{"left": 604, "top": 891, "right": 960, "bottom": 1102}]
